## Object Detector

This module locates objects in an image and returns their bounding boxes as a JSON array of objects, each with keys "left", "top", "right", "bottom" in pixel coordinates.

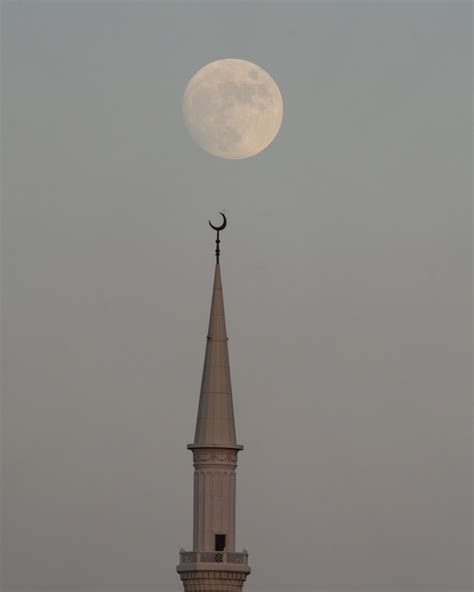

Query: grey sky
[{"left": 2, "top": 1, "right": 472, "bottom": 591}]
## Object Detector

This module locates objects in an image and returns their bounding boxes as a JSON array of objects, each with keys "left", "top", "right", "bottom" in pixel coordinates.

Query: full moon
[{"left": 182, "top": 59, "right": 283, "bottom": 159}]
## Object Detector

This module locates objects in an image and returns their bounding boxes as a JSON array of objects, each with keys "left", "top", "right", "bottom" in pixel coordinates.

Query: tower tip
[{"left": 208, "top": 212, "right": 227, "bottom": 263}]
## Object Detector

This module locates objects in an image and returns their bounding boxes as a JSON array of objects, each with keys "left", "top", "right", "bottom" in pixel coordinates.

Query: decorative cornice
[{"left": 192, "top": 449, "right": 238, "bottom": 465}]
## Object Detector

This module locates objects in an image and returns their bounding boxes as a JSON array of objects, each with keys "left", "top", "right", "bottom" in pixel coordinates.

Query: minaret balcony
[{"left": 177, "top": 549, "right": 250, "bottom": 574}]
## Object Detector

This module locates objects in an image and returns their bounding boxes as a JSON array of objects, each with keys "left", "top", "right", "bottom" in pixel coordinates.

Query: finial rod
[{"left": 208, "top": 212, "right": 227, "bottom": 263}]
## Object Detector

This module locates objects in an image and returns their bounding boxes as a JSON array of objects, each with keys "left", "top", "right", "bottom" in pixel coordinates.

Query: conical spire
[{"left": 189, "top": 263, "right": 241, "bottom": 449}]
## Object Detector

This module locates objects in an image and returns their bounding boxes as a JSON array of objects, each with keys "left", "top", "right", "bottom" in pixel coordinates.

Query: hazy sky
[{"left": 2, "top": 2, "right": 472, "bottom": 591}]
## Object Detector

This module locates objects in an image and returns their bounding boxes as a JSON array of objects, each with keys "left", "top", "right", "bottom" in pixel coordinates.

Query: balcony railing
[{"left": 179, "top": 549, "right": 248, "bottom": 566}]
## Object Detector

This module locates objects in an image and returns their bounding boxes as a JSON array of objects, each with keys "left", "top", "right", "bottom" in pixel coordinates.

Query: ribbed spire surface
[{"left": 191, "top": 263, "right": 239, "bottom": 448}]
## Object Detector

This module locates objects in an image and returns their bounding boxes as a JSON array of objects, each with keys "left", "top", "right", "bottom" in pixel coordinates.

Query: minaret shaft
[{"left": 191, "top": 457, "right": 237, "bottom": 551}]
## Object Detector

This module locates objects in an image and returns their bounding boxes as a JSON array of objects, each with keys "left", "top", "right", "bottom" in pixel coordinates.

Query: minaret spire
[
  {"left": 191, "top": 212, "right": 240, "bottom": 448},
  {"left": 190, "top": 259, "right": 240, "bottom": 449},
  {"left": 177, "top": 214, "right": 250, "bottom": 592}
]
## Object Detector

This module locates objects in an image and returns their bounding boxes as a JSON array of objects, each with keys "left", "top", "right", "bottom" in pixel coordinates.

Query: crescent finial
[
  {"left": 209, "top": 212, "right": 227, "bottom": 232},
  {"left": 209, "top": 212, "right": 227, "bottom": 263}
]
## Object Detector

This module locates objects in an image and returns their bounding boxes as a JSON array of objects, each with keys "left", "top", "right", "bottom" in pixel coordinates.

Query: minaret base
[{"left": 178, "top": 569, "right": 249, "bottom": 592}]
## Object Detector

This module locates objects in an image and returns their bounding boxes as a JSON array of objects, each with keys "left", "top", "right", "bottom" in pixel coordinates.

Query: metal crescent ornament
[{"left": 209, "top": 212, "right": 227, "bottom": 232}]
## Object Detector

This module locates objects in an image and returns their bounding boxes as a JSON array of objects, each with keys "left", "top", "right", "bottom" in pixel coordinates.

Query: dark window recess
[{"left": 215, "top": 534, "right": 226, "bottom": 551}]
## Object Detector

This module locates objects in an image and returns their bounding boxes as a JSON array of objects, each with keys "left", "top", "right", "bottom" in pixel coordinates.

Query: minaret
[{"left": 177, "top": 213, "right": 251, "bottom": 592}]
